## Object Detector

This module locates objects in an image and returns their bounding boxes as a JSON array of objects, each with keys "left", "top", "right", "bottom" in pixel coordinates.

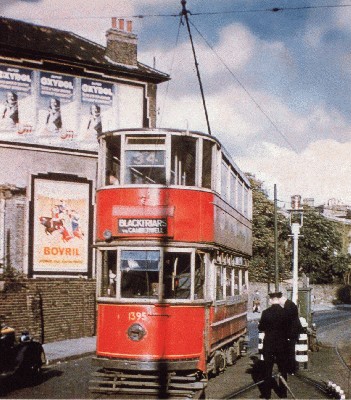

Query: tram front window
[
  {"left": 163, "top": 252, "right": 191, "bottom": 300},
  {"left": 125, "top": 150, "right": 166, "bottom": 184},
  {"left": 121, "top": 250, "right": 160, "bottom": 298}
]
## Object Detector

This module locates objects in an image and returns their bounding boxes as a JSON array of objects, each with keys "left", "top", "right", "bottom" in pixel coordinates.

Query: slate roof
[{"left": 0, "top": 17, "right": 169, "bottom": 83}]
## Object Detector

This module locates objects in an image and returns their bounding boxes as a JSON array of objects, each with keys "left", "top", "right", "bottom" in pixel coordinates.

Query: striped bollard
[
  {"left": 295, "top": 333, "right": 308, "bottom": 369},
  {"left": 258, "top": 331, "right": 264, "bottom": 360}
]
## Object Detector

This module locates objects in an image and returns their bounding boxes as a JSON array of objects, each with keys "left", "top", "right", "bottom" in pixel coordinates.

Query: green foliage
[
  {"left": 299, "top": 209, "right": 351, "bottom": 284},
  {"left": 247, "top": 175, "right": 350, "bottom": 284},
  {"left": 247, "top": 174, "right": 291, "bottom": 283}
]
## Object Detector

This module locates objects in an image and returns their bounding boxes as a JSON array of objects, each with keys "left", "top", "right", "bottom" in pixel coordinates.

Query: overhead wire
[
  {"left": 189, "top": 19, "right": 298, "bottom": 152},
  {"left": 27, "top": 3, "right": 351, "bottom": 21}
]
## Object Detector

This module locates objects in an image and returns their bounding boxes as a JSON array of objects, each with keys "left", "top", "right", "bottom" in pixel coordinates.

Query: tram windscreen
[
  {"left": 121, "top": 250, "right": 160, "bottom": 298},
  {"left": 125, "top": 150, "right": 166, "bottom": 184}
]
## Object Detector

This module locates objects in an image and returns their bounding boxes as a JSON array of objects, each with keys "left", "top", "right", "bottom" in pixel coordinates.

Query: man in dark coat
[
  {"left": 258, "top": 292, "right": 288, "bottom": 399},
  {"left": 280, "top": 295, "right": 303, "bottom": 374}
]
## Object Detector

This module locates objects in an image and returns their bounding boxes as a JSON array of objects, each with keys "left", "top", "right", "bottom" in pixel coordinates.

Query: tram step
[
  {"left": 89, "top": 385, "right": 195, "bottom": 396},
  {"left": 92, "top": 370, "right": 201, "bottom": 382},
  {"left": 89, "top": 378, "right": 205, "bottom": 390}
]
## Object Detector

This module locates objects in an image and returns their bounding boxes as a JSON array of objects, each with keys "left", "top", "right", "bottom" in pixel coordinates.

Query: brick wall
[{"left": 0, "top": 278, "right": 96, "bottom": 344}]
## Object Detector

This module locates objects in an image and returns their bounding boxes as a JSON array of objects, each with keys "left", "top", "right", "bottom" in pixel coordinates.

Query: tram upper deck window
[
  {"left": 124, "top": 136, "right": 166, "bottom": 185},
  {"left": 171, "top": 136, "right": 196, "bottom": 186},
  {"left": 105, "top": 136, "right": 121, "bottom": 186},
  {"left": 121, "top": 250, "right": 160, "bottom": 298},
  {"left": 202, "top": 139, "right": 213, "bottom": 189}
]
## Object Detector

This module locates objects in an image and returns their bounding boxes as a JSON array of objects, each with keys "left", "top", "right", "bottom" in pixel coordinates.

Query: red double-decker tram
[{"left": 90, "top": 128, "right": 252, "bottom": 397}]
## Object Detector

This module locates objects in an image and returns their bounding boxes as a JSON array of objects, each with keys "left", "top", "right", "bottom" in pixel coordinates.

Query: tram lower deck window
[{"left": 121, "top": 250, "right": 160, "bottom": 298}]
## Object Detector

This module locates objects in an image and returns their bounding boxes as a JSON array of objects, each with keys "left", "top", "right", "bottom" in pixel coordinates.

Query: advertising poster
[
  {"left": 79, "top": 78, "right": 114, "bottom": 142},
  {"left": 0, "top": 66, "right": 35, "bottom": 138},
  {"left": 33, "top": 179, "right": 90, "bottom": 273},
  {"left": 37, "top": 72, "right": 77, "bottom": 144}
]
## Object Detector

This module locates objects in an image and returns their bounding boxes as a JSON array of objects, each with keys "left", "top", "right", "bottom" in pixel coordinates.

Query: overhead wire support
[{"left": 181, "top": 0, "right": 212, "bottom": 136}]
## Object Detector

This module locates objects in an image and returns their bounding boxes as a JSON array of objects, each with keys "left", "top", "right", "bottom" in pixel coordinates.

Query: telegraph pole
[{"left": 274, "top": 184, "right": 279, "bottom": 292}]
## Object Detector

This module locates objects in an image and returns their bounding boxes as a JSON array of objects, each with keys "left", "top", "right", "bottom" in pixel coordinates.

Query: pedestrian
[
  {"left": 253, "top": 289, "right": 261, "bottom": 313},
  {"left": 258, "top": 291, "right": 288, "bottom": 399},
  {"left": 279, "top": 294, "right": 304, "bottom": 374}
]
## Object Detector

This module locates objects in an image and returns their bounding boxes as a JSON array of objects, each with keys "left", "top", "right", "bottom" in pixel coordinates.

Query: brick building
[{"left": 0, "top": 17, "right": 168, "bottom": 342}]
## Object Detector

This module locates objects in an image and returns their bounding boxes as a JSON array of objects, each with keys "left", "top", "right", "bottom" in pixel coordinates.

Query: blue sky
[{"left": 2, "top": 0, "right": 351, "bottom": 206}]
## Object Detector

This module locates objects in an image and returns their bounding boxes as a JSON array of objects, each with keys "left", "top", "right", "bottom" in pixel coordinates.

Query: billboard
[
  {"left": 0, "top": 63, "right": 145, "bottom": 150},
  {"left": 0, "top": 66, "right": 35, "bottom": 136},
  {"left": 30, "top": 175, "right": 92, "bottom": 276}
]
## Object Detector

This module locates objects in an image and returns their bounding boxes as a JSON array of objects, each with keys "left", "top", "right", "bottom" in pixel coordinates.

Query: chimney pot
[
  {"left": 127, "top": 20, "right": 133, "bottom": 33},
  {"left": 111, "top": 17, "right": 117, "bottom": 29},
  {"left": 118, "top": 18, "right": 125, "bottom": 31}
]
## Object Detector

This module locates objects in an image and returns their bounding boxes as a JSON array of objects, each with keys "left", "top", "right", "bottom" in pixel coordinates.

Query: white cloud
[{"left": 237, "top": 140, "right": 351, "bottom": 205}]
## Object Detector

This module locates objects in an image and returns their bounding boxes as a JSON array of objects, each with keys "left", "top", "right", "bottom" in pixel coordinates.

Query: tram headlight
[
  {"left": 103, "top": 229, "right": 112, "bottom": 241},
  {"left": 127, "top": 323, "right": 146, "bottom": 341}
]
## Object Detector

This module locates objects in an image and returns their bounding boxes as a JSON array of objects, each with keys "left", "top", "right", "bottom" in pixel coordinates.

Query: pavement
[{"left": 42, "top": 303, "right": 346, "bottom": 365}]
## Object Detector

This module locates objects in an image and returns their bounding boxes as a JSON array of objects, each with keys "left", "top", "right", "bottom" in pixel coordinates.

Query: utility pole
[
  {"left": 289, "top": 195, "right": 303, "bottom": 304},
  {"left": 274, "top": 184, "right": 279, "bottom": 292}
]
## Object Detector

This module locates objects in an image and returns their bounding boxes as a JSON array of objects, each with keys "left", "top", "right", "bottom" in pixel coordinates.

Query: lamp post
[{"left": 289, "top": 195, "right": 303, "bottom": 304}]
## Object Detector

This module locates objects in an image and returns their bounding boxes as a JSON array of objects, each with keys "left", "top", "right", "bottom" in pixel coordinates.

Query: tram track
[{"left": 219, "top": 331, "right": 351, "bottom": 399}]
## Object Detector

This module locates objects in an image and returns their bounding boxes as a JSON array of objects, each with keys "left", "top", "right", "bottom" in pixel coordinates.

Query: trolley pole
[{"left": 289, "top": 195, "right": 303, "bottom": 305}]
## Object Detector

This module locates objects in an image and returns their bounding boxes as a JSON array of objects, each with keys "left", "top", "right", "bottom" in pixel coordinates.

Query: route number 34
[{"left": 128, "top": 311, "right": 147, "bottom": 321}]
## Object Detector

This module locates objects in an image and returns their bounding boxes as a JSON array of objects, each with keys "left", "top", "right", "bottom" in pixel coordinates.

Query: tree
[
  {"left": 298, "top": 208, "right": 351, "bottom": 284},
  {"left": 247, "top": 174, "right": 290, "bottom": 283}
]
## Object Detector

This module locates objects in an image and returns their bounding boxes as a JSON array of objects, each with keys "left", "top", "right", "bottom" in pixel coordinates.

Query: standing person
[
  {"left": 253, "top": 289, "right": 261, "bottom": 313},
  {"left": 280, "top": 294, "right": 303, "bottom": 374},
  {"left": 258, "top": 292, "right": 289, "bottom": 399}
]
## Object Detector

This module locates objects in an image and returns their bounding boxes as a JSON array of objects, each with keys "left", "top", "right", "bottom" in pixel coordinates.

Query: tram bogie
[{"left": 91, "top": 128, "right": 252, "bottom": 396}]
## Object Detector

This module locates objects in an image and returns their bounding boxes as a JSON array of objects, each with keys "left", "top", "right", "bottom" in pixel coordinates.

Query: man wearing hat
[
  {"left": 258, "top": 291, "right": 288, "bottom": 399},
  {"left": 279, "top": 294, "right": 303, "bottom": 374}
]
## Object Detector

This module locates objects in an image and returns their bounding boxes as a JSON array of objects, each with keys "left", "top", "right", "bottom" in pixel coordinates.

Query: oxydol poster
[
  {"left": 80, "top": 78, "right": 114, "bottom": 141},
  {"left": 37, "top": 72, "right": 77, "bottom": 144},
  {"left": 0, "top": 66, "right": 35, "bottom": 137}
]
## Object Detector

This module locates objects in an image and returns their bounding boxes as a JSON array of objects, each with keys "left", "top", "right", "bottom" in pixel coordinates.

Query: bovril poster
[{"left": 33, "top": 178, "right": 89, "bottom": 273}]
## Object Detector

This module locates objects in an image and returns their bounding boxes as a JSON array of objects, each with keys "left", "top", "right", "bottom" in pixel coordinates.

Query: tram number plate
[{"left": 128, "top": 311, "right": 147, "bottom": 321}]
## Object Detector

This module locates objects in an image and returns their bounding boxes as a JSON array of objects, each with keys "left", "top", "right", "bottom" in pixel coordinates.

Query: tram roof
[{"left": 100, "top": 128, "right": 250, "bottom": 186}]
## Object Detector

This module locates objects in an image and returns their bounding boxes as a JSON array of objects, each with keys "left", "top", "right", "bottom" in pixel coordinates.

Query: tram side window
[
  {"left": 234, "top": 269, "right": 239, "bottom": 295},
  {"left": 195, "top": 253, "right": 205, "bottom": 300},
  {"left": 171, "top": 136, "right": 196, "bottom": 186},
  {"left": 125, "top": 150, "right": 166, "bottom": 184},
  {"left": 121, "top": 250, "right": 160, "bottom": 298},
  {"left": 225, "top": 267, "right": 232, "bottom": 298},
  {"left": 105, "top": 137, "right": 121, "bottom": 186},
  {"left": 202, "top": 140, "right": 213, "bottom": 189},
  {"left": 101, "top": 250, "right": 117, "bottom": 297},
  {"left": 221, "top": 161, "right": 229, "bottom": 202},
  {"left": 216, "top": 265, "right": 224, "bottom": 300},
  {"left": 237, "top": 180, "right": 243, "bottom": 214},
  {"left": 164, "top": 252, "right": 191, "bottom": 300}
]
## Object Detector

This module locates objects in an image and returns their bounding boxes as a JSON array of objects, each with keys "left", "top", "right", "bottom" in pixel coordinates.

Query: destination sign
[{"left": 118, "top": 218, "right": 167, "bottom": 234}]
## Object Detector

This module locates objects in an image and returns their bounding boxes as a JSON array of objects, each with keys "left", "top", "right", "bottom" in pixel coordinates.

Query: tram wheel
[{"left": 225, "top": 346, "right": 237, "bottom": 366}]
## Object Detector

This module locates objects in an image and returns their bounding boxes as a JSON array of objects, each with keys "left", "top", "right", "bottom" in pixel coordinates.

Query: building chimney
[{"left": 105, "top": 18, "right": 138, "bottom": 67}]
